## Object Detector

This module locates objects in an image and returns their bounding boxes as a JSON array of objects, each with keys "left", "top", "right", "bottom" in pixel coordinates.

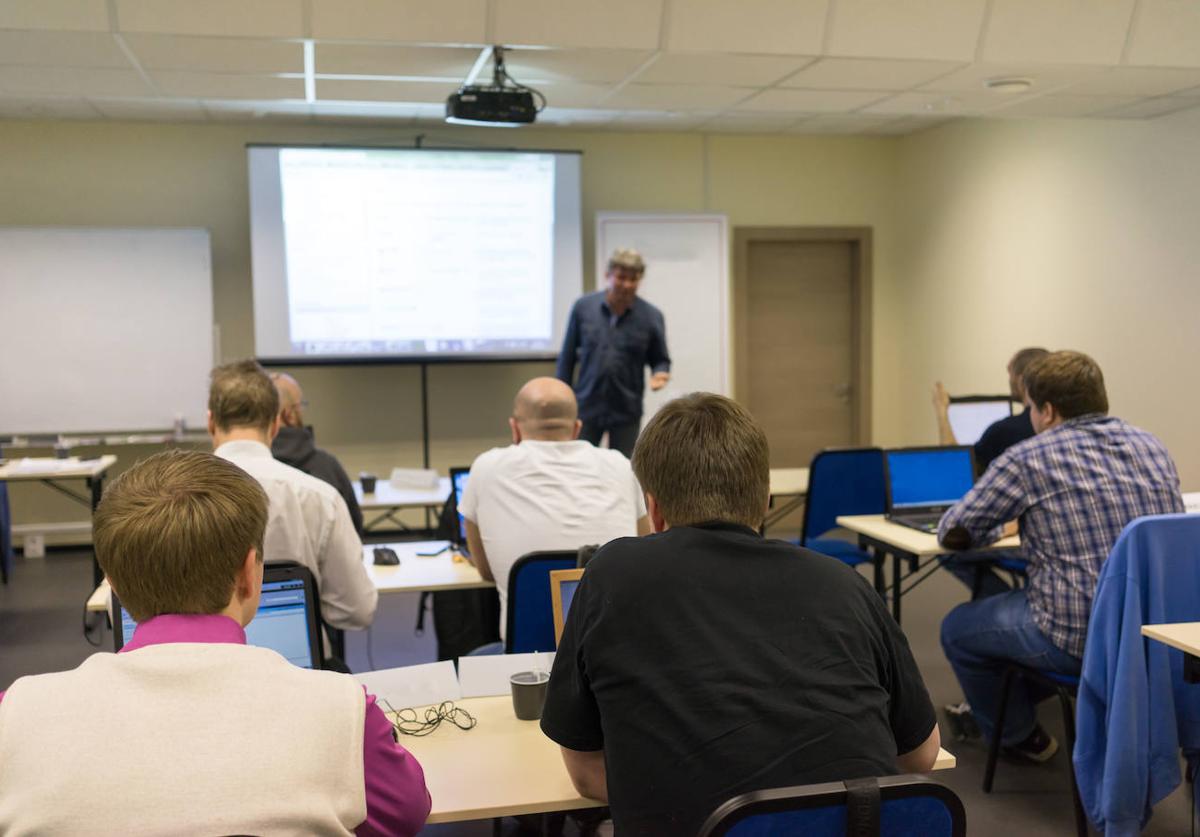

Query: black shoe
[
  {"left": 942, "top": 701, "right": 981, "bottom": 741},
  {"left": 1002, "top": 724, "right": 1059, "bottom": 763}
]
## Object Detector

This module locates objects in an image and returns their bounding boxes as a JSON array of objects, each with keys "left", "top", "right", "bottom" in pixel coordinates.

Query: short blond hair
[
  {"left": 632, "top": 393, "right": 770, "bottom": 529},
  {"left": 208, "top": 359, "right": 279, "bottom": 433},
  {"left": 94, "top": 450, "right": 268, "bottom": 622}
]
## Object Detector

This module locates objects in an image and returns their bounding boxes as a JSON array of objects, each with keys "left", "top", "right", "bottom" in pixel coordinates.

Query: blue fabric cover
[
  {"left": 801, "top": 449, "right": 885, "bottom": 567},
  {"left": 1074, "top": 513, "right": 1200, "bottom": 836},
  {"left": 507, "top": 553, "right": 577, "bottom": 654},
  {"left": 726, "top": 796, "right": 956, "bottom": 837}
]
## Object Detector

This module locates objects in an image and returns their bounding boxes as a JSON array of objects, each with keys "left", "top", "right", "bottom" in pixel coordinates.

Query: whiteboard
[
  {"left": 0, "top": 228, "right": 214, "bottom": 435},
  {"left": 595, "top": 213, "right": 730, "bottom": 427}
]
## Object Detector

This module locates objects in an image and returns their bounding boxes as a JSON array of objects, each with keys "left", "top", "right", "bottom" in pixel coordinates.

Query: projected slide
[{"left": 248, "top": 145, "right": 583, "bottom": 362}]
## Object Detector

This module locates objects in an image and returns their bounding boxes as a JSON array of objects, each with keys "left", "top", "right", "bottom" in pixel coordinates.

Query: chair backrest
[
  {"left": 699, "top": 775, "right": 966, "bottom": 837},
  {"left": 506, "top": 551, "right": 578, "bottom": 653},
  {"left": 800, "top": 448, "right": 886, "bottom": 542}
]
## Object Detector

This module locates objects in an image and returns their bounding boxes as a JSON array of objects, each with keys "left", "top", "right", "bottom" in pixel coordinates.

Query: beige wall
[
  {"left": 894, "top": 108, "right": 1200, "bottom": 487},
  {"left": 0, "top": 119, "right": 899, "bottom": 535}
]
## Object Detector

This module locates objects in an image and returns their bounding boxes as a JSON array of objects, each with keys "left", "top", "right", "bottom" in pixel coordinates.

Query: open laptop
[
  {"left": 947, "top": 395, "right": 1014, "bottom": 446},
  {"left": 884, "top": 446, "right": 976, "bottom": 534},
  {"left": 448, "top": 466, "right": 471, "bottom": 555},
  {"left": 550, "top": 568, "right": 585, "bottom": 648},
  {"left": 112, "top": 564, "right": 324, "bottom": 669}
]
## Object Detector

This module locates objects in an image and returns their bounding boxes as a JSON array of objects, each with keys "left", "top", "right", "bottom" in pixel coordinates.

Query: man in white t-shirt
[{"left": 460, "top": 377, "right": 650, "bottom": 641}]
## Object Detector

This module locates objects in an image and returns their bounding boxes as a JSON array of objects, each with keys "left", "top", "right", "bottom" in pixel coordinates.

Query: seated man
[
  {"left": 209, "top": 360, "right": 376, "bottom": 633},
  {"left": 270, "top": 371, "right": 365, "bottom": 537},
  {"left": 939, "top": 351, "right": 1183, "bottom": 759},
  {"left": 0, "top": 450, "right": 429, "bottom": 834},
  {"left": 460, "top": 377, "right": 650, "bottom": 642},
  {"left": 933, "top": 346, "right": 1049, "bottom": 474},
  {"left": 540, "top": 393, "right": 940, "bottom": 836}
]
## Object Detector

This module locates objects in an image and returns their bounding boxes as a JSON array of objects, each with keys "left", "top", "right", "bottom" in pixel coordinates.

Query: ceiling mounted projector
[{"left": 446, "top": 46, "right": 545, "bottom": 127}]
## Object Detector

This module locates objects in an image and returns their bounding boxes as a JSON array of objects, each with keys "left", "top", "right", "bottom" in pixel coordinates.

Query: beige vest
[{"left": 0, "top": 643, "right": 367, "bottom": 836}]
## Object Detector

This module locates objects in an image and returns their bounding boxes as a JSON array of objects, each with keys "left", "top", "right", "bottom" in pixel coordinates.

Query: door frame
[{"left": 732, "top": 226, "right": 873, "bottom": 445}]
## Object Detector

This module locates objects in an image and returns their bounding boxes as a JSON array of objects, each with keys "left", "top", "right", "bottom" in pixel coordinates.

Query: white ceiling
[{"left": 1, "top": 0, "right": 1199, "bottom": 135}]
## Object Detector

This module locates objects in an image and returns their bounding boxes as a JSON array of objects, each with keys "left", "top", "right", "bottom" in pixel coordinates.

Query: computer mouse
[{"left": 373, "top": 547, "right": 400, "bottom": 566}]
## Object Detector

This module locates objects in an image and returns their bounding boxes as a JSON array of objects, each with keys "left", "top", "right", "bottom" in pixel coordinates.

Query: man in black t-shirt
[{"left": 540, "top": 393, "right": 940, "bottom": 837}]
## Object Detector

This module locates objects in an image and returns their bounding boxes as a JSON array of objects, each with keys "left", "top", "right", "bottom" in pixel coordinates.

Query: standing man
[{"left": 556, "top": 248, "right": 671, "bottom": 458}]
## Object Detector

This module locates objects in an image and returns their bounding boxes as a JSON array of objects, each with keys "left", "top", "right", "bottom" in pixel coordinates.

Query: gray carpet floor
[{"left": 1, "top": 545, "right": 1194, "bottom": 836}]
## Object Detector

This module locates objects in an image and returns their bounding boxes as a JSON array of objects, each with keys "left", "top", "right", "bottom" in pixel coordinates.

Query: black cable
[
  {"left": 81, "top": 605, "right": 102, "bottom": 647},
  {"left": 383, "top": 699, "right": 477, "bottom": 737}
]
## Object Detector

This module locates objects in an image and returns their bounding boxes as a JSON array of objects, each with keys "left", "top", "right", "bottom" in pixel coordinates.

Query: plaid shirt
[{"left": 939, "top": 415, "right": 1183, "bottom": 657}]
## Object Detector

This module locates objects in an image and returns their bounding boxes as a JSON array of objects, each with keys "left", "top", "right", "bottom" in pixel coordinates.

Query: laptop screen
[
  {"left": 559, "top": 579, "right": 580, "bottom": 623},
  {"left": 452, "top": 468, "right": 470, "bottom": 543},
  {"left": 118, "top": 577, "right": 317, "bottom": 669},
  {"left": 947, "top": 399, "right": 1013, "bottom": 445},
  {"left": 886, "top": 448, "right": 975, "bottom": 510}
]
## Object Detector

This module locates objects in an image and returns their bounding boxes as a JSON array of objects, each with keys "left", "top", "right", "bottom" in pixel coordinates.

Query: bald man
[
  {"left": 459, "top": 377, "right": 651, "bottom": 642},
  {"left": 269, "top": 372, "right": 365, "bottom": 537}
]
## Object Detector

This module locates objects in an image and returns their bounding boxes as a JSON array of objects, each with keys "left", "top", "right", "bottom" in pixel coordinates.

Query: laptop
[
  {"left": 112, "top": 563, "right": 324, "bottom": 669},
  {"left": 884, "top": 446, "right": 977, "bottom": 534},
  {"left": 448, "top": 466, "right": 471, "bottom": 555},
  {"left": 550, "top": 568, "right": 585, "bottom": 648},
  {"left": 947, "top": 395, "right": 1014, "bottom": 446}
]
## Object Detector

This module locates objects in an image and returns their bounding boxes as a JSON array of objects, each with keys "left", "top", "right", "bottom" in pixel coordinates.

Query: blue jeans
[
  {"left": 938, "top": 549, "right": 1023, "bottom": 599},
  {"left": 940, "top": 590, "right": 1081, "bottom": 745}
]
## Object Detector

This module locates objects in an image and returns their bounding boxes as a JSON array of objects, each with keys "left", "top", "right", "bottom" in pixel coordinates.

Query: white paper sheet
[
  {"left": 354, "top": 660, "right": 461, "bottom": 710},
  {"left": 457, "top": 652, "right": 556, "bottom": 698}
]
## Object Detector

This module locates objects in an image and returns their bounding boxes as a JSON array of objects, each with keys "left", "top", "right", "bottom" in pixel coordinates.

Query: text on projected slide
[{"left": 279, "top": 148, "right": 556, "bottom": 355}]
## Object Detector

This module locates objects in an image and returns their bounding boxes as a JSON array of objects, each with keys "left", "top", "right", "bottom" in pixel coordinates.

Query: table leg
[
  {"left": 88, "top": 475, "right": 104, "bottom": 587},
  {"left": 892, "top": 547, "right": 902, "bottom": 624}
]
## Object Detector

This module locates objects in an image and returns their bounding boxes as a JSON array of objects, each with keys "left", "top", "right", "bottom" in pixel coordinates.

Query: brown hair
[
  {"left": 94, "top": 449, "right": 268, "bottom": 622},
  {"left": 1009, "top": 347, "right": 1050, "bottom": 379},
  {"left": 632, "top": 393, "right": 770, "bottom": 529},
  {"left": 1023, "top": 350, "right": 1109, "bottom": 420},
  {"left": 208, "top": 359, "right": 279, "bottom": 433}
]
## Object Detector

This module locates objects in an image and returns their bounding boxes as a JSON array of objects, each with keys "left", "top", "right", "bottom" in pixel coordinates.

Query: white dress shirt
[{"left": 215, "top": 440, "right": 377, "bottom": 631}]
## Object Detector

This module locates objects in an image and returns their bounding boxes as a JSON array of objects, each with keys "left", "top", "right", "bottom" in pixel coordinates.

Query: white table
[
  {"left": 353, "top": 477, "right": 451, "bottom": 532},
  {"left": 363, "top": 540, "right": 491, "bottom": 594},
  {"left": 0, "top": 455, "right": 117, "bottom": 585},
  {"left": 1142, "top": 622, "right": 1200, "bottom": 683},
  {"left": 764, "top": 467, "right": 810, "bottom": 529},
  {"left": 836, "top": 514, "right": 1021, "bottom": 624},
  {"left": 399, "top": 695, "right": 955, "bottom": 824}
]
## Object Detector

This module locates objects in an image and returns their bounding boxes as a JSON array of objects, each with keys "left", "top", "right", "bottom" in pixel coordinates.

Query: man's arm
[
  {"left": 646, "top": 311, "right": 671, "bottom": 391},
  {"left": 465, "top": 519, "right": 494, "bottom": 582},
  {"left": 896, "top": 725, "right": 941, "bottom": 773},
  {"left": 937, "top": 453, "right": 1025, "bottom": 551},
  {"left": 317, "top": 497, "right": 378, "bottom": 631},
  {"left": 360, "top": 691, "right": 432, "bottom": 836},
  {"left": 932, "top": 382, "right": 957, "bottom": 445},
  {"left": 555, "top": 304, "right": 580, "bottom": 384},
  {"left": 560, "top": 747, "right": 608, "bottom": 802}
]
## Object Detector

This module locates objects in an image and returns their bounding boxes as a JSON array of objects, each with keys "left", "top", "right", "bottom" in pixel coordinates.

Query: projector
[{"left": 445, "top": 87, "right": 537, "bottom": 126}]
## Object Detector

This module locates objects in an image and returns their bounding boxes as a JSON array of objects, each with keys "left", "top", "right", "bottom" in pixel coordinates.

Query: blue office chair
[
  {"left": 798, "top": 447, "right": 886, "bottom": 567},
  {"left": 698, "top": 775, "right": 966, "bottom": 836},
  {"left": 0, "top": 481, "right": 12, "bottom": 584},
  {"left": 505, "top": 551, "right": 578, "bottom": 654}
]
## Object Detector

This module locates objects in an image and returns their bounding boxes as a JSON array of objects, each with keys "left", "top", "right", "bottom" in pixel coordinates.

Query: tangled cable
[{"left": 383, "top": 700, "right": 478, "bottom": 737}]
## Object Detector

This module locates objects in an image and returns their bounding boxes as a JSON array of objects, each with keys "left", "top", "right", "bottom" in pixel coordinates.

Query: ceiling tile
[
  {"left": 863, "top": 90, "right": 1027, "bottom": 115},
  {"left": 701, "top": 111, "right": 807, "bottom": 132},
  {"left": 0, "top": 66, "right": 151, "bottom": 97},
  {"left": 828, "top": 0, "right": 989, "bottom": 61},
  {"left": 1093, "top": 95, "right": 1200, "bottom": 119},
  {"left": 736, "top": 88, "right": 888, "bottom": 113},
  {"left": 535, "top": 81, "right": 613, "bottom": 108},
  {"left": 123, "top": 35, "right": 303, "bottom": 74},
  {"left": 311, "top": 0, "right": 487, "bottom": 43},
  {"left": 116, "top": 0, "right": 304, "bottom": 38},
  {"left": 150, "top": 71, "right": 304, "bottom": 99},
  {"left": 981, "top": 0, "right": 1136, "bottom": 65},
  {"left": 315, "top": 45, "right": 479, "bottom": 78},
  {"left": 604, "top": 83, "right": 751, "bottom": 110},
  {"left": 494, "top": 0, "right": 662, "bottom": 50},
  {"left": 315, "top": 78, "right": 450, "bottom": 104},
  {"left": 90, "top": 97, "right": 208, "bottom": 121},
  {"left": 666, "top": 0, "right": 828, "bottom": 55},
  {"left": 205, "top": 98, "right": 312, "bottom": 118},
  {"left": 788, "top": 113, "right": 898, "bottom": 133},
  {"left": 1127, "top": 0, "right": 1200, "bottom": 68},
  {"left": 780, "top": 57, "right": 963, "bottom": 90},
  {"left": 990, "top": 93, "right": 1141, "bottom": 118},
  {"left": 309, "top": 100, "right": 422, "bottom": 119},
  {"left": 1061, "top": 67, "right": 1200, "bottom": 97},
  {"left": 0, "top": 30, "right": 128, "bottom": 68},
  {"left": 0, "top": 0, "right": 109, "bottom": 32},
  {"left": 920, "top": 62, "right": 1104, "bottom": 94},
  {"left": 865, "top": 115, "right": 955, "bottom": 134},
  {"left": 634, "top": 53, "right": 813, "bottom": 87},
  {"left": 0, "top": 94, "right": 99, "bottom": 119},
  {"left": 610, "top": 109, "right": 710, "bottom": 131},
  {"left": 503, "top": 48, "right": 653, "bottom": 84},
  {"left": 536, "top": 106, "right": 621, "bottom": 125}
]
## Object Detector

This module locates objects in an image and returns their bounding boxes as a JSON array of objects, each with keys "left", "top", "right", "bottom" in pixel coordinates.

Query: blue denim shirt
[{"left": 555, "top": 291, "right": 671, "bottom": 425}]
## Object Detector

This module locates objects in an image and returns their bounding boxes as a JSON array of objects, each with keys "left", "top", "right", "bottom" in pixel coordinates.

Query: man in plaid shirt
[{"left": 938, "top": 351, "right": 1183, "bottom": 761}]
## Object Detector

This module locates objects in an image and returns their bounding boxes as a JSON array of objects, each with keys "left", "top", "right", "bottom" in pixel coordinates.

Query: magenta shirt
[{"left": 1, "top": 614, "right": 431, "bottom": 836}]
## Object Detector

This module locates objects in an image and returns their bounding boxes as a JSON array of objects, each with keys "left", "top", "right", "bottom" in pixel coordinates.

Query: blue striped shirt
[{"left": 939, "top": 414, "right": 1183, "bottom": 657}]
